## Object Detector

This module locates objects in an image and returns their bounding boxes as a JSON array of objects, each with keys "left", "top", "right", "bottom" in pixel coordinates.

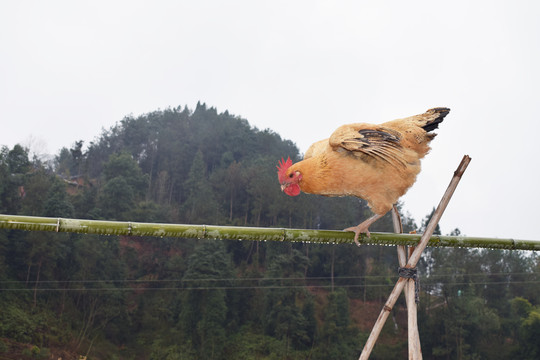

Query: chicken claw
[
  {"left": 344, "top": 224, "right": 371, "bottom": 246},
  {"left": 344, "top": 213, "right": 384, "bottom": 246}
]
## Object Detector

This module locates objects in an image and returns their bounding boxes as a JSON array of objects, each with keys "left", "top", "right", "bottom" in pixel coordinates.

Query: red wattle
[{"left": 284, "top": 184, "right": 301, "bottom": 196}]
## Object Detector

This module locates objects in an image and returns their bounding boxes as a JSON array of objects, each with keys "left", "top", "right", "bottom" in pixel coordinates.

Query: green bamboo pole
[{"left": 0, "top": 214, "right": 538, "bottom": 251}]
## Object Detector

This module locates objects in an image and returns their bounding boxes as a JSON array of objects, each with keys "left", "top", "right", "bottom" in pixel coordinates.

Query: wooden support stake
[
  {"left": 359, "top": 155, "right": 471, "bottom": 360},
  {"left": 406, "top": 245, "right": 421, "bottom": 360},
  {"left": 393, "top": 207, "right": 422, "bottom": 360}
]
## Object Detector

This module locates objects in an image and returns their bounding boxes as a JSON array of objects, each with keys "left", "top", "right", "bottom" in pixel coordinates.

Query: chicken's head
[{"left": 277, "top": 157, "right": 302, "bottom": 196}]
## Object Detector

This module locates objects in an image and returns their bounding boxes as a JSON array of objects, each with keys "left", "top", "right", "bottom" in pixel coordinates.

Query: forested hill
[
  {"left": 56, "top": 101, "right": 368, "bottom": 229},
  {"left": 0, "top": 103, "right": 539, "bottom": 359},
  {"left": 55, "top": 102, "right": 390, "bottom": 231}
]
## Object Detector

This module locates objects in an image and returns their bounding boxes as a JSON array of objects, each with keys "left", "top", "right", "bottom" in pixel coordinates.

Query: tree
[
  {"left": 55, "top": 147, "right": 75, "bottom": 178},
  {"left": 98, "top": 177, "right": 136, "bottom": 219},
  {"left": 44, "top": 180, "right": 74, "bottom": 218},
  {"left": 69, "top": 140, "right": 85, "bottom": 176},
  {"left": 420, "top": 207, "right": 441, "bottom": 235},
  {"left": 264, "top": 245, "right": 315, "bottom": 354},
  {"left": 315, "top": 288, "right": 357, "bottom": 360},
  {"left": 102, "top": 152, "right": 148, "bottom": 195},
  {"left": 179, "top": 241, "right": 232, "bottom": 359},
  {"left": 20, "top": 168, "right": 54, "bottom": 216},
  {"left": 7, "top": 144, "right": 30, "bottom": 174},
  {"left": 210, "top": 161, "right": 246, "bottom": 223},
  {"left": 97, "top": 152, "right": 149, "bottom": 219},
  {"left": 519, "top": 309, "right": 540, "bottom": 359},
  {"left": 0, "top": 146, "right": 22, "bottom": 213},
  {"left": 181, "top": 150, "right": 221, "bottom": 223}
]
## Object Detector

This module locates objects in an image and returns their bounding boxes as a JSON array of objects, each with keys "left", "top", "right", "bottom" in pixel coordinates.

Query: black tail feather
[{"left": 422, "top": 107, "right": 450, "bottom": 132}]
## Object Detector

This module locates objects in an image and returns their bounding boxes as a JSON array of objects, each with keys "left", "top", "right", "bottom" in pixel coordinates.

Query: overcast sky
[{"left": 1, "top": 1, "right": 539, "bottom": 241}]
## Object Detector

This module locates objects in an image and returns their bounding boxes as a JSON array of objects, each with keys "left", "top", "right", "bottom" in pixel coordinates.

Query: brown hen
[{"left": 277, "top": 107, "right": 449, "bottom": 245}]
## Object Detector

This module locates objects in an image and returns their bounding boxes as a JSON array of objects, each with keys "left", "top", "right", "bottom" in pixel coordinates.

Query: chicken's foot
[{"left": 345, "top": 213, "right": 385, "bottom": 246}]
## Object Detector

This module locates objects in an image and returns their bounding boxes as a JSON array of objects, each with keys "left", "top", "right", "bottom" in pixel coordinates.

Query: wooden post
[
  {"left": 406, "top": 246, "right": 421, "bottom": 360},
  {"left": 393, "top": 207, "right": 422, "bottom": 359},
  {"left": 359, "top": 155, "right": 471, "bottom": 360}
]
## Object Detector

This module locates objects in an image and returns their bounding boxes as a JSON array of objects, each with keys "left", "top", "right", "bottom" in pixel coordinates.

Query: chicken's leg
[{"left": 345, "top": 213, "right": 385, "bottom": 246}]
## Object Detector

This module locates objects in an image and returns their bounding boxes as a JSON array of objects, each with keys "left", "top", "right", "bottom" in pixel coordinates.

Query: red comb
[{"left": 277, "top": 157, "right": 293, "bottom": 182}]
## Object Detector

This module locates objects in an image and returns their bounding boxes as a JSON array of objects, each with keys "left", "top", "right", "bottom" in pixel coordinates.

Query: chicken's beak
[{"left": 280, "top": 184, "right": 287, "bottom": 192}]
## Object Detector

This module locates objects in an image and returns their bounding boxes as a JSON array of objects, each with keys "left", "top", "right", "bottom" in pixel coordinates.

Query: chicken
[{"left": 277, "top": 107, "right": 450, "bottom": 245}]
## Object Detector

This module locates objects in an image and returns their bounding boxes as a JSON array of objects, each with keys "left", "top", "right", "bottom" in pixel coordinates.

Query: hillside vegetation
[{"left": 0, "top": 102, "right": 539, "bottom": 359}]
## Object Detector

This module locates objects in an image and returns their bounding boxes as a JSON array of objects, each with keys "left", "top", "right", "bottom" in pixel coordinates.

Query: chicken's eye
[{"left": 289, "top": 174, "right": 293, "bottom": 178}]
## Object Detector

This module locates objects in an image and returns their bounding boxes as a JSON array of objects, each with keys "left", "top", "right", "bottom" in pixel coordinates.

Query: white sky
[{"left": 1, "top": 1, "right": 539, "bottom": 240}]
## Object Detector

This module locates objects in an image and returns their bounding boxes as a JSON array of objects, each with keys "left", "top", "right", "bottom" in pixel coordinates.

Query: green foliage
[
  {"left": 0, "top": 339, "right": 7, "bottom": 353},
  {"left": 96, "top": 152, "right": 149, "bottom": 220},
  {"left": 179, "top": 241, "right": 233, "bottom": 359},
  {"left": 20, "top": 168, "right": 54, "bottom": 216},
  {"left": 44, "top": 179, "right": 74, "bottom": 217},
  {"left": 149, "top": 339, "right": 196, "bottom": 360},
  {"left": 182, "top": 150, "right": 222, "bottom": 223},
  {"left": 263, "top": 245, "right": 317, "bottom": 353},
  {"left": 7, "top": 144, "right": 31, "bottom": 174},
  {"left": 0, "top": 304, "right": 37, "bottom": 343},
  {"left": 0, "top": 301, "right": 70, "bottom": 350},
  {"left": 418, "top": 248, "right": 540, "bottom": 359},
  {"left": 520, "top": 309, "right": 540, "bottom": 359},
  {"left": 420, "top": 207, "right": 441, "bottom": 235},
  {"left": 315, "top": 288, "right": 358, "bottom": 359},
  {"left": 511, "top": 296, "right": 533, "bottom": 318}
]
